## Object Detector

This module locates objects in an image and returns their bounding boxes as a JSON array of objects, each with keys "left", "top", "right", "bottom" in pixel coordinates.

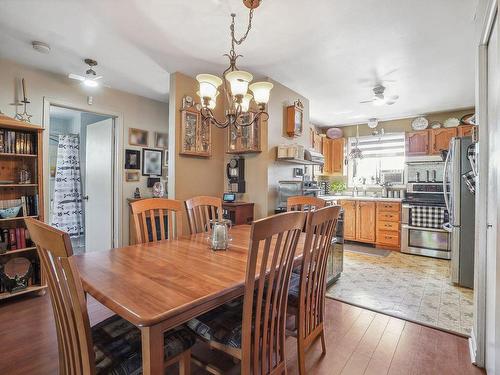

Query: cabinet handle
[{"left": 385, "top": 236, "right": 392, "bottom": 240}]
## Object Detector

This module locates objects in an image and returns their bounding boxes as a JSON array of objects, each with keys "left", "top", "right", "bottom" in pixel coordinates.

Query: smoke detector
[{"left": 32, "top": 41, "right": 51, "bottom": 54}]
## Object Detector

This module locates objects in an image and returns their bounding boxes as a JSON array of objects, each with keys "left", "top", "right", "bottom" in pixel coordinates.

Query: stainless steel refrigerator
[{"left": 443, "top": 137, "right": 475, "bottom": 288}]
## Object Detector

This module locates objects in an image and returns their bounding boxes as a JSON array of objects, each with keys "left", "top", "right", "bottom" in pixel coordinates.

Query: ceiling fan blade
[
  {"left": 388, "top": 95, "right": 399, "bottom": 100},
  {"left": 68, "top": 73, "right": 85, "bottom": 81},
  {"left": 385, "top": 100, "right": 396, "bottom": 105},
  {"left": 360, "top": 99, "right": 374, "bottom": 104},
  {"left": 93, "top": 76, "right": 103, "bottom": 81}
]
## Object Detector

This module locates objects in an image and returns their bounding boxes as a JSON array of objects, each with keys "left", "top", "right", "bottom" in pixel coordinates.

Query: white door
[
  {"left": 85, "top": 119, "right": 114, "bottom": 252},
  {"left": 485, "top": 16, "right": 500, "bottom": 375}
]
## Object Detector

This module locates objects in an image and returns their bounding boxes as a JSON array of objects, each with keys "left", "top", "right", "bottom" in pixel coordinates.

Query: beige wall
[
  {"left": 0, "top": 58, "right": 169, "bottom": 246},
  {"left": 323, "top": 108, "right": 474, "bottom": 137},
  {"left": 168, "top": 72, "right": 226, "bottom": 233}
]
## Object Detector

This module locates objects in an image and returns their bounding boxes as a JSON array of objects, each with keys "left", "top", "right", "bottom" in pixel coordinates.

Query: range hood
[{"left": 304, "top": 149, "right": 324, "bottom": 165}]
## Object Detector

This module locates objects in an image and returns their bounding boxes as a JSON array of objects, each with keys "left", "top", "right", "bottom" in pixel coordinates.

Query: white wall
[{"left": 0, "top": 58, "right": 169, "bottom": 246}]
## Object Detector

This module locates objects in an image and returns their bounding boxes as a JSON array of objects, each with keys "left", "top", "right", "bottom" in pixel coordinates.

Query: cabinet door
[
  {"left": 406, "top": 131, "right": 429, "bottom": 155},
  {"left": 322, "top": 138, "right": 332, "bottom": 174},
  {"left": 340, "top": 200, "right": 356, "bottom": 240},
  {"left": 332, "top": 138, "right": 345, "bottom": 174},
  {"left": 429, "top": 128, "right": 457, "bottom": 155},
  {"left": 458, "top": 125, "right": 474, "bottom": 138},
  {"left": 356, "top": 201, "right": 376, "bottom": 242}
]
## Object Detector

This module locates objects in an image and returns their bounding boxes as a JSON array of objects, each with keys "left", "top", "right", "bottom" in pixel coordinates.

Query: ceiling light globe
[
  {"left": 226, "top": 70, "right": 253, "bottom": 97},
  {"left": 241, "top": 94, "right": 253, "bottom": 112},
  {"left": 249, "top": 81, "right": 273, "bottom": 104},
  {"left": 197, "top": 90, "right": 219, "bottom": 110},
  {"left": 83, "top": 79, "right": 98, "bottom": 87},
  {"left": 196, "top": 74, "right": 223, "bottom": 101}
]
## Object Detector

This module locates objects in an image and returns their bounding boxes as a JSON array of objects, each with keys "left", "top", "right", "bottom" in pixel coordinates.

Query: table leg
[{"left": 141, "top": 325, "right": 164, "bottom": 375}]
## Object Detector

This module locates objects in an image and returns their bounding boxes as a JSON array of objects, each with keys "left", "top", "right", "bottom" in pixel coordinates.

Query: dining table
[{"left": 74, "top": 224, "right": 306, "bottom": 375}]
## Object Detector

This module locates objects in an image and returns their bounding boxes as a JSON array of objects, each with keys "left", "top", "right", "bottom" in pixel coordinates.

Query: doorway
[{"left": 48, "top": 106, "right": 115, "bottom": 254}]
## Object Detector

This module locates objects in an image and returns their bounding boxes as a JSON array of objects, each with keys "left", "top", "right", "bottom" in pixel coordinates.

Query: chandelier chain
[{"left": 230, "top": 0, "right": 260, "bottom": 53}]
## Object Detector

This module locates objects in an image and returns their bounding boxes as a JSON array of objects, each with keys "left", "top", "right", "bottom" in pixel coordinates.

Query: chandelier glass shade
[{"left": 196, "top": 1, "right": 272, "bottom": 129}]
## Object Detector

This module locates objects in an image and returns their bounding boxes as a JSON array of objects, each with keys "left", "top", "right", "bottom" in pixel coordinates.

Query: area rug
[{"left": 326, "top": 244, "right": 474, "bottom": 336}]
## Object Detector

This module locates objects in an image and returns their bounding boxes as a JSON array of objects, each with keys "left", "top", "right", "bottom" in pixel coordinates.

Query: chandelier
[{"left": 196, "top": 0, "right": 273, "bottom": 129}]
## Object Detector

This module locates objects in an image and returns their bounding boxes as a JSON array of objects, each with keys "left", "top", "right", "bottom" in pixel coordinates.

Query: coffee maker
[{"left": 227, "top": 157, "right": 245, "bottom": 193}]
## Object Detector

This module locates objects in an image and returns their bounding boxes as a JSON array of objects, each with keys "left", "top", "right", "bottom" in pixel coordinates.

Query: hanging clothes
[{"left": 51, "top": 135, "right": 84, "bottom": 237}]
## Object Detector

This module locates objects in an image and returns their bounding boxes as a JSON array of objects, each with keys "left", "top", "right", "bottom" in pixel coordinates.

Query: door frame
[
  {"left": 473, "top": 0, "right": 497, "bottom": 368},
  {"left": 42, "top": 97, "right": 124, "bottom": 248}
]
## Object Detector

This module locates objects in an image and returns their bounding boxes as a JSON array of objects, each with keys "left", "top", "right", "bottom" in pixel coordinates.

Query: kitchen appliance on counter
[
  {"left": 401, "top": 179, "right": 451, "bottom": 260},
  {"left": 443, "top": 137, "right": 475, "bottom": 288},
  {"left": 277, "top": 180, "right": 321, "bottom": 210}
]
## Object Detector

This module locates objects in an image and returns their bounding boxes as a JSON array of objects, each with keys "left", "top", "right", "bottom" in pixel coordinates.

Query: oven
[{"left": 400, "top": 180, "right": 451, "bottom": 259}]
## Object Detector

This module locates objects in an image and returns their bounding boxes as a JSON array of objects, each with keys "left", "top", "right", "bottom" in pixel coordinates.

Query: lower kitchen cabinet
[
  {"left": 340, "top": 200, "right": 375, "bottom": 243},
  {"left": 340, "top": 199, "right": 401, "bottom": 249}
]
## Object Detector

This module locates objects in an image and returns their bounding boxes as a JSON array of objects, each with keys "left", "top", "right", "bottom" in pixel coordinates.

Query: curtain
[{"left": 51, "top": 135, "right": 84, "bottom": 238}]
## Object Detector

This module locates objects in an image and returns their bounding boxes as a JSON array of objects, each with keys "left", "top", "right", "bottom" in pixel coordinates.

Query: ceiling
[{"left": 0, "top": 0, "right": 477, "bottom": 126}]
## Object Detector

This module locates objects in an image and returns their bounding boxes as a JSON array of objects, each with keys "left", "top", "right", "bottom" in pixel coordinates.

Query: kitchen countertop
[{"left": 318, "top": 195, "right": 404, "bottom": 202}]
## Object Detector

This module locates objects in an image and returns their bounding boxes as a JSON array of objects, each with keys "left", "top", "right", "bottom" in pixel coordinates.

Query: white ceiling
[{"left": 0, "top": 0, "right": 477, "bottom": 126}]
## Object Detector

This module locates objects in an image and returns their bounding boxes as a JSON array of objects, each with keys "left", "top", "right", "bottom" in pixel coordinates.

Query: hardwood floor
[{"left": 0, "top": 293, "right": 484, "bottom": 375}]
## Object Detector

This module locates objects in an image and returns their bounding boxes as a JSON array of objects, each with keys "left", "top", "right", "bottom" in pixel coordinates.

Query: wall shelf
[
  {"left": 0, "top": 215, "right": 38, "bottom": 222},
  {"left": 276, "top": 157, "right": 323, "bottom": 166}
]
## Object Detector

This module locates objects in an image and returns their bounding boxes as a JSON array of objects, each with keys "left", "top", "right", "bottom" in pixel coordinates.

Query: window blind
[{"left": 348, "top": 133, "right": 405, "bottom": 158}]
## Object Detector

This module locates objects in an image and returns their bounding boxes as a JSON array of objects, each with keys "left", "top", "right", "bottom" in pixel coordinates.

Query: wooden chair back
[
  {"left": 241, "top": 211, "right": 307, "bottom": 375},
  {"left": 25, "top": 218, "right": 95, "bottom": 375},
  {"left": 298, "top": 205, "right": 341, "bottom": 344},
  {"left": 130, "top": 198, "right": 183, "bottom": 243},
  {"left": 287, "top": 196, "right": 326, "bottom": 212},
  {"left": 185, "top": 195, "right": 223, "bottom": 234}
]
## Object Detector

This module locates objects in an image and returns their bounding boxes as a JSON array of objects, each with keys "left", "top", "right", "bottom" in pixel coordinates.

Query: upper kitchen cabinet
[
  {"left": 309, "top": 128, "right": 323, "bottom": 153},
  {"left": 406, "top": 130, "right": 429, "bottom": 155},
  {"left": 429, "top": 128, "right": 457, "bottom": 155},
  {"left": 322, "top": 137, "right": 344, "bottom": 175},
  {"left": 458, "top": 124, "right": 475, "bottom": 138}
]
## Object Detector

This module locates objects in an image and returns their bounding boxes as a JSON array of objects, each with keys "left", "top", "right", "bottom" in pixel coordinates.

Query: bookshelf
[{"left": 0, "top": 115, "right": 46, "bottom": 300}]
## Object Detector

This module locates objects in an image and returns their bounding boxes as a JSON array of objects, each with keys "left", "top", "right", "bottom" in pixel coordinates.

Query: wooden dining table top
[{"left": 75, "top": 225, "right": 305, "bottom": 328}]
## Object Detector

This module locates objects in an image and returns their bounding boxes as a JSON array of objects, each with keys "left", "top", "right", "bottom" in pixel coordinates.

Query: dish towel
[{"left": 411, "top": 206, "right": 446, "bottom": 229}]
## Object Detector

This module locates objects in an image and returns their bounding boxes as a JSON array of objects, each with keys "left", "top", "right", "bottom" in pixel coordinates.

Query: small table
[{"left": 222, "top": 201, "right": 254, "bottom": 225}]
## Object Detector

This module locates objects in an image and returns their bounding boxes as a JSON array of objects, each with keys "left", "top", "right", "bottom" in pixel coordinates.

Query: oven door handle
[{"left": 401, "top": 224, "right": 449, "bottom": 233}]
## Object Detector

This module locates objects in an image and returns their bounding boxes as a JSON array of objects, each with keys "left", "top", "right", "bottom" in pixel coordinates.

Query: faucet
[{"left": 353, "top": 186, "right": 358, "bottom": 196}]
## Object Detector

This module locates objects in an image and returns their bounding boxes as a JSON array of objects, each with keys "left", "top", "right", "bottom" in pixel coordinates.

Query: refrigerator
[{"left": 443, "top": 137, "right": 475, "bottom": 288}]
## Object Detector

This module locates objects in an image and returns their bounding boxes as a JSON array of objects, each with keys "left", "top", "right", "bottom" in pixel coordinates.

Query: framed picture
[
  {"left": 164, "top": 149, "right": 169, "bottom": 166},
  {"left": 124, "top": 149, "right": 140, "bottom": 169},
  {"left": 125, "top": 171, "right": 140, "bottom": 182},
  {"left": 142, "top": 148, "right": 163, "bottom": 176},
  {"left": 180, "top": 108, "right": 211, "bottom": 157},
  {"left": 155, "top": 132, "right": 169, "bottom": 149},
  {"left": 129, "top": 128, "right": 148, "bottom": 147},
  {"left": 227, "top": 111, "right": 261, "bottom": 154}
]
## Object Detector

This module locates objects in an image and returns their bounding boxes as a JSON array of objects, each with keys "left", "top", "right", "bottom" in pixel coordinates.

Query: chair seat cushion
[
  {"left": 288, "top": 272, "right": 301, "bottom": 308},
  {"left": 92, "top": 315, "right": 196, "bottom": 375},
  {"left": 187, "top": 299, "right": 244, "bottom": 349}
]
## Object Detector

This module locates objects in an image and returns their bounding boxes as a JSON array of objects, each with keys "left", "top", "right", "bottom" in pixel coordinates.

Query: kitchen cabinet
[
  {"left": 429, "top": 128, "right": 457, "bottom": 155},
  {"left": 458, "top": 125, "right": 475, "bottom": 138},
  {"left": 356, "top": 201, "right": 376, "bottom": 242},
  {"left": 340, "top": 200, "right": 356, "bottom": 240},
  {"left": 406, "top": 131, "right": 429, "bottom": 155},
  {"left": 322, "top": 137, "right": 344, "bottom": 175},
  {"left": 375, "top": 202, "right": 401, "bottom": 250},
  {"left": 340, "top": 199, "right": 401, "bottom": 249}
]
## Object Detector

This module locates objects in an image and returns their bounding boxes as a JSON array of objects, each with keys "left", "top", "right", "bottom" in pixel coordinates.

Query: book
[
  {"left": 9, "top": 228, "right": 16, "bottom": 250},
  {"left": 15, "top": 228, "right": 21, "bottom": 249}
]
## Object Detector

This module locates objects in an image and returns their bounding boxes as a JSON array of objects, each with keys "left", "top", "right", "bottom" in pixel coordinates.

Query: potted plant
[{"left": 330, "top": 181, "right": 347, "bottom": 195}]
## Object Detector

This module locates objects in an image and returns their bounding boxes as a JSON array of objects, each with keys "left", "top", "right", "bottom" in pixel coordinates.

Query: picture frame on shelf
[
  {"left": 155, "top": 132, "right": 168, "bottom": 149},
  {"left": 129, "top": 128, "right": 148, "bottom": 147},
  {"left": 124, "top": 149, "right": 140, "bottom": 169},
  {"left": 125, "top": 171, "right": 140, "bottom": 182},
  {"left": 142, "top": 148, "right": 163, "bottom": 176},
  {"left": 180, "top": 108, "right": 211, "bottom": 157}
]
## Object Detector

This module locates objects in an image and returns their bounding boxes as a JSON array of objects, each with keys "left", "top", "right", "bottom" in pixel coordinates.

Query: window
[{"left": 347, "top": 133, "right": 405, "bottom": 187}]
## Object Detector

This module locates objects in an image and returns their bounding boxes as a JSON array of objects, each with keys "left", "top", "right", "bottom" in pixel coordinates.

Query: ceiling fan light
[
  {"left": 373, "top": 97, "right": 385, "bottom": 106},
  {"left": 226, "top": 70, "right": 253, "bottom": 97},
  {"left": 249, "top": 81, "right": 273, "bottom": 104},
  {"left": 196, "top": 74, "right": 223, "bottom": 101},
  {"left": 83, "top": 79, "right": 98, "bottom": 87},
  {"left": 241, "top": 93, "right": 253, "bottom": 112}
]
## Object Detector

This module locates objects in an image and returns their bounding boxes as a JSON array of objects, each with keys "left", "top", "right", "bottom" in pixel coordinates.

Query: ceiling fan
[
  {"left": 360, "top": 84, "right": 399, "bottom": 106},
  {"left": 68, "top": 59, "right": 102, "bottom": 87}
]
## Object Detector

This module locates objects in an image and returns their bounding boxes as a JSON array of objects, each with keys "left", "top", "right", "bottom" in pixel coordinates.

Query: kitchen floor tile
[{"left": 326, "top": 243, "right": 474, "bottom": 335}]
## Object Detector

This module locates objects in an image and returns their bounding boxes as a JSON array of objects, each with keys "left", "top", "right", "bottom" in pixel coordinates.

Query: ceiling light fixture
[
  {"left": 196, "top": 0, "right": 273, "bottom": 129},
  {"left": 68, "top": 59, "right": 103, "bottom": 88},
  {"left": 32, "top": 41, "right": 51, "bottom": 54}
]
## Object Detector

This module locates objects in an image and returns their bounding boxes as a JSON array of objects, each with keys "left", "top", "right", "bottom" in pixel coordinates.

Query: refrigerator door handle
[
  {"left": 442, "top": 222, "right": 453, "bottom": 233},
  {"left": 442, "top": 146, "right": 451, "bottom": 213}
]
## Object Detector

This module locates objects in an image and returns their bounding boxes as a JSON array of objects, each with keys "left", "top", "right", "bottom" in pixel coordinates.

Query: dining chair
[
  {"left": 286, "top": 205, "right": 341, "bottom": 375},
  {"left": 287, "top": 196, "right": 327, "bottom": 212},
  {"left": 24, "top": 217, "right": 196, "bottom": 375},
  {"left": 188, "top": 211, "right": 307, "bottom": 374},
  {"left": 185, "top": 195, "right": 223, "bottom": 234},
  {"left": 130, "top": 198, "right": 183, "bottom": 243}
]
